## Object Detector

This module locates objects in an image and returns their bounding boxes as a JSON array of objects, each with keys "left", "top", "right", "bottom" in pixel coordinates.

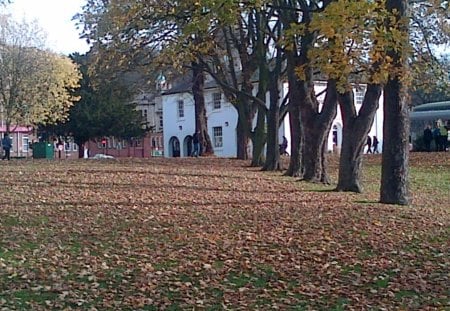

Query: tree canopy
[
  {"left": 42, "top": 52, "right": 147, "bottom": 157},
  {"left": 0, "top": 14, "right": 81, "bottom": 131}
]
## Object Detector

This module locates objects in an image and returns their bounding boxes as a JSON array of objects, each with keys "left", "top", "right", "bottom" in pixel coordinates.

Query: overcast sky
[{"left": 5, "top": 0, "right": 90, "bottom": 55}]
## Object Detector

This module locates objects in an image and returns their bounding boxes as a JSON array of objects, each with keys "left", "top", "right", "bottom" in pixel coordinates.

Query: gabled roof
[{"left": 162, "top": 69, "right": 260, "bottom": 96}]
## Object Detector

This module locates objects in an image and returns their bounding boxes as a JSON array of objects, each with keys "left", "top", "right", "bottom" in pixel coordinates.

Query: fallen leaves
[{"left": 0, "top": 154, "right": 448, "bottom": 310}]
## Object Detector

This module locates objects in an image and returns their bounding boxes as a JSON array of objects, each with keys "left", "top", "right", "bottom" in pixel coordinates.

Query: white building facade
[{"left": 162, "top": 78, "right": 384, "bottom": 158}]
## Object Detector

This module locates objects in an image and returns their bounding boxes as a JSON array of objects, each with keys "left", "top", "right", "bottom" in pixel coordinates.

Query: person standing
[
  {"left": 192, "top": 131, "right": 200, "bottom": 157},
  {"left": 366, "top": 136, "right": 372, "bottom": 154},
  {"left": 372, "top": 136, "right": 379, "bottom": 153},
  {"left": 439, "top": 122, "right": 448, "bottom": 151},
  {"left": 2, "top": 133, "right": 12, "bottom": 160},
  {"left": 279, "top": 136, "right": 288, "bottom": 155},
  {"left": 433, "top": 123, "right": 441, "bottom": 151},
  {"left": 423, "top": 125, "right": 433, "bottom": 152}
]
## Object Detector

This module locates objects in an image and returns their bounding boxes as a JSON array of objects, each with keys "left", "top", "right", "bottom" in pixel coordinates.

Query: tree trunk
[
  {"left": 192, "top": 62, "right": 213, "bottom": 155},
  {"left": 235, "top": 85, "right": 256, "bottom": 160},
  {"left": 236, "top": 112, "right": 249, "bottom": 160},
  {"left": 302, "top": 118, "right": 326, "bottom": 182},
  {"left": 251, "top": 107, "right": 266, "bottom": 167},
  {"left": 380, "top": 0, "right": 410, "bottom": 205},
  {"left": 78, "top": 143, "right": 85, "bottom": 158},
  {"left": 381, "top": 77, "right": 410, "bottom": 204},
  {"left": 285, "top": 53, "right": 302, "bottom": 177},
  {"left": 336, "top": 84, "right": 382, "bottom": 192},
  {"left": 301, "top": 80, "right": 337, "bottom": 183},
  {"left": 262, "top": 79, "right": 280, "bottom": 171}
]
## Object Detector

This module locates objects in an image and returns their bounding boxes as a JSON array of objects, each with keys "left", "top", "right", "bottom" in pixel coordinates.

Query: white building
[{"left": 162, "top": 76, "right": 384, "bottom": 158}]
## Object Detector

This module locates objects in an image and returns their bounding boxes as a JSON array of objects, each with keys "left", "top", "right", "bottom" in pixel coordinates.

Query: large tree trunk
[
  {"left": 301, "top": 80, "right": 337, "bottom": 183},
  {"left": 251, "top": 107, "right": 266, "bottom": 167},
  {"left": 77, "top": 142, "right": 85, "bottom": 158},
  {"left": 381, "top": 78, "right": 410, "bottom": 204},
  {"left": 285, "top": 53, "right": 302, "bottom": 177},
  {"left": 380, "top": 0, "right": 410, "bottom": 205},
  {"left": 262, "top": 79, "right": 280, "bottom": 171},
  {"left": 235, "top": 79, "right": 257, "bottom": 160},
  {"left": 336, "top": 84, "right": 382, "bottom": 192},
  {"left": 192, "top": 62, "right": 213, "bottom": 155},
  {"left": 236, "top": 116, "right": 249, "bottom": 160}
]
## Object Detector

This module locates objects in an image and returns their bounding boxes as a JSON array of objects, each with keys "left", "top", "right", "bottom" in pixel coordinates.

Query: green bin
[{"left": 33, "top": 142, "right": 54, "bottom": 159}]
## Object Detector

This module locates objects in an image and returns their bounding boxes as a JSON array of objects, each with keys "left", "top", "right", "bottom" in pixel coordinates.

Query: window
[
  {"left": 115, "top": 140, "right": 126, "bottom": 149},
  {"left": 22, "top": 136, "right": 29, "bottom": 152},
  {"left": 159, "top": 115, "right": 163, "bottom": 129},
  {"left": 63, "top": 140, "right": 78, "bottom": 152},
  {"left": 355, "top": 88, "right": 365, "bottom": 105},
  {"left": 213, "top": 126, "right": 223, "bottom": 148},
  {"left": 142, "top": 109, "right": 148, "bottom": 121},
  {"left": 213, "top": 93, "right": 222, "bottom": 109},
  {"left": 151, "top": 137, "right": 162, "bottom": 148},
  {"left": 177, "top": 100, "right": 184, "bottom": 118}
]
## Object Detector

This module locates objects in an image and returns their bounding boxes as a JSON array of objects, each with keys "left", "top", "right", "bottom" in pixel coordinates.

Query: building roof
[
  {"left": 412, "top": 101, "right": 450, "bottom": 112},
  {"left": 0, "top": 126, "right": 33, "bottom": 133}
]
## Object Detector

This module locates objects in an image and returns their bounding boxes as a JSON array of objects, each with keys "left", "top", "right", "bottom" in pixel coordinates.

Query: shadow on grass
[
  {"left": 354, "top": 200, "right": 379, "bottom": 204},
  {"left": 304, "top": 188, "right": 336, "bottom": 193}
]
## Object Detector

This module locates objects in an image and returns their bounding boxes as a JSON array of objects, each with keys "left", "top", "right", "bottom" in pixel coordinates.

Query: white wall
[
  {"left": 205, "top": 90, "right": 238, "bottom": 157},
  {"left": 163, "top": 81, "right": 384, "bottom": 158},
  {"left": 279, "top": 82, "right": 384, "bottom": 154},
  {"left": 163, "top": 93, "right": 196, "bottom": 157},
  {"left": 163, "top": 89, "right": 239, "bottom": 157}
]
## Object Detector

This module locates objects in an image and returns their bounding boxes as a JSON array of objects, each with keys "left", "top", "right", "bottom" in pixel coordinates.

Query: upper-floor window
[
  {"left": 355, "top": 88, "right": 365, "bottom": 106},
  {"left": 177, "top": 100, "right": 184, "bottom": 118},
  {"left": 142, "top": 109, "right": 148, "bottom": 121},
  {"left": 213, "top": 126, "right": 223, "bottom": 148},
  {"left": 213, "top": 93, "right": 222, "bottom": 109}
]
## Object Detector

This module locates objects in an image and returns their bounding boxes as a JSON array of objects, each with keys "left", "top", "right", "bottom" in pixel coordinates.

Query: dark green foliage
[{"left": 41, "top": 53, "right": 146, "bottom": 152}]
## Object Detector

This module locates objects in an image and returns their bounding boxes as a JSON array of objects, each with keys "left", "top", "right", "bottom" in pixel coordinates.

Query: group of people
[
  {"left": 366, "top": 135, "right": 379, "bottom": 154},
  {"left": 423, "top": 121, "right": 449, "bottom": 152}
]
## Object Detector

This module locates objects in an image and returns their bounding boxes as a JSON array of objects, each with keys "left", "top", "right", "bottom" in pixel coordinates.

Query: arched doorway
[
  {"left": 168, "top": 136, "right": 180, "bottom": 157},
  {"left": 333, "top": 124, "right": 343, "bottom": 145},
  {"left": 184, "top": 135, "right": 193, "bottom": 157},
  {"left": 332, "top": 123, "right": 343, "bottom": 153}
]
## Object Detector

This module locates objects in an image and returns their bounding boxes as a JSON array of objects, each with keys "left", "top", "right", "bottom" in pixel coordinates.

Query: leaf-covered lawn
[{"left": 0, "top": 153, "right": 448, "bottom": 310}]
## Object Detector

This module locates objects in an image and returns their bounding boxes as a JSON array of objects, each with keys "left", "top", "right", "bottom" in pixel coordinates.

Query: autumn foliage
[{"left": 0, "top": 154, "right": 448, "bottom": 309}]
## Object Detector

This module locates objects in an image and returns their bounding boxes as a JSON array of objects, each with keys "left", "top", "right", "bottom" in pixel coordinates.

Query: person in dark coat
[
  {"left": 366, "top": 136, "right": 372, "bottom": 154},
  {"left": 372, "top": 136, "right": 379, "bottom": 153},
  {"left": 279, "top": 136, "right": 288, "bottom": 155},
  {"left": 423, "top": 125, "right": 433, "bottom": 152},
  {"left": 192, "top": 131, "right": 200, "bottom": 157},
  {"left": 433, "top": 124, "right": 441, "bottom": 151},
  {"left": 2, "top": 133, "right": 12, "bottom": 160}
]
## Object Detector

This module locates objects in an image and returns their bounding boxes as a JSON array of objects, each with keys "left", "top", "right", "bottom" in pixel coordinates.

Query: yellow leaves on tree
[
  {"left": 0, "top": 14, "right": 81, "bottom": 129},
  {"left": 303, "top": 0, "right": 417, "bottom": 88},
  {"left": 28, "top": 53, "right": 81, "bottom": 126}
]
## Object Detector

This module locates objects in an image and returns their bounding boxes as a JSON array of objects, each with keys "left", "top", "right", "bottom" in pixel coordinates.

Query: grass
[{"left": 0, "top": 153, "right": 448, "bottom": 310}]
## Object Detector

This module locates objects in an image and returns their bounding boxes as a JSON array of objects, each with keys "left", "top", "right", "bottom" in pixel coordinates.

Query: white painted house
[{"left": 162, "top": 75, "right": 384, "bottom": 158}]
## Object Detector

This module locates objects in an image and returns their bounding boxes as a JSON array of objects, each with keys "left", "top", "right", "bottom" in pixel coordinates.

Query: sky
[{"left": 5, "top": 0, "right": 90, "bottom": 55}]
